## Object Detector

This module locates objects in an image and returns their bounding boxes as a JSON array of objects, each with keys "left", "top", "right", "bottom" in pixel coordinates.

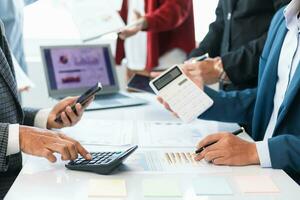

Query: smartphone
[
  {"left": 127, "top": 74, "right": 154, "bottom": 94},
  {"left": 55, "top": 82, "right": 102, "bottom": 123}
]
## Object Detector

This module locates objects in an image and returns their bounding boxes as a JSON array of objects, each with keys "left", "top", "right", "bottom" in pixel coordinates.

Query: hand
[
  {"left": 47, "top": 96, "right": 94, "bottom": 129},
  {"left": 154, "top": 68, "right": 204, "bottom": 116},
  {"left": 194, "top": 132, "right": 259, "bottom": 166},
  {"left": 19, "top": 125, "right": 92, "bottom": 162},
  {"left": 183, "top": 57, "right": 224, "bottom": 85},
  {"left": 119, "top": 10, "right": 147, "bottom": 40}
]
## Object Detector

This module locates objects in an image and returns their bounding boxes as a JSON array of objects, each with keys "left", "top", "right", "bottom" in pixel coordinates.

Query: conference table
[{"left": 5, "top": 93, "right": 300, "bottom": 200}]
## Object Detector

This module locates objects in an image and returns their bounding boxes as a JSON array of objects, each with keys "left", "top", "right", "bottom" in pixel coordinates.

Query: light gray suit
[{"left": 0, "top": 20, "right": 39, "bottom": 199}]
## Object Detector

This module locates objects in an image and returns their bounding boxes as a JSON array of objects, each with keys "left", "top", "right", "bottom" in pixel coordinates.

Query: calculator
[
  {"left": 149, "top": 65, "right": 213, "bottom": 123},
  {"left": 65, "top": 145, "right": 138, "bottom": 175}
]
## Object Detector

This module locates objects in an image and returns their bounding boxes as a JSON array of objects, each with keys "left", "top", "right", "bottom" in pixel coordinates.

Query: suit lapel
[
  {"left": 274, "top": 61, "right": 300, "bottom": 133},
  {"left": 252, "top": 20, "right": 287, "bottom": 140}
]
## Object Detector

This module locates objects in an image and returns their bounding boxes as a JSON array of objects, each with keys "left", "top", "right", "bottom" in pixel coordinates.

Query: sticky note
[
  {"left": 88, "top": 179, "right": 127, "bottom": 197},
  {"left": 142, "top": 179, "right": 182, "bottom": 197},
  {"left": 193, "top": 177, "right": 233, "bottom": 195},
  {"left": 235, "top": 175, "right": 279, "bottom": 193}
]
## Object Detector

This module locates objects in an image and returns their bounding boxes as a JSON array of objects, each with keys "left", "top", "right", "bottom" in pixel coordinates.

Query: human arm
[
  {"left": 188, "top": 1, "right": 224, "bottom": 59},
  {"left": 119, "top": 0, "right": 193, "bottom": 39}
]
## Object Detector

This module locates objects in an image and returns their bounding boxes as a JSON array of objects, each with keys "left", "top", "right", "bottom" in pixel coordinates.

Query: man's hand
[
  {"left": 183, "top": 57, "right": 224, "bottom": 85},
  {"left": 194, "top": 133, "right": 260, "bottom": 166},
  {"left": 47, "top": 96, "right": 94, "bottom": 129},
  {"left": 119, "top": 10, "right": 147, "bottom": 40},
  {"left": 19, "top": 126, "right": 92, "bottom": 162}
]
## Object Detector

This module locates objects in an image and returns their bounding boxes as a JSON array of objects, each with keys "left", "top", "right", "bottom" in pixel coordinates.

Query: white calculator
[{"left": 149, "top": 65, "right": 213, "bottom": 123}]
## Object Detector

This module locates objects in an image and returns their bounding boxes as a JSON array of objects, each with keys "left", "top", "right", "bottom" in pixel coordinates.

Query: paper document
[
  {"left": 137, "top": 121, "right": 206, "bottom": 147},
  {"left": 120, "top": 151, "right": 232, "bottom": 174},
  {"left": 235, "top": 175, "right": 279, "bottom": 193},
  {"left": 193, "top": 177, "right": 233, "bottom": 195},
  {"left": 67, "top": 0, "right": 125, "bottom": 42},
  {"left": 142, "top": 179, "right": 182, "bottom": 197},
  {"left": 61, "top": 119, "right": 133, "bottom": 145},
  {"left": 88, "top": 179, "right": 127, "bottom": 197}
]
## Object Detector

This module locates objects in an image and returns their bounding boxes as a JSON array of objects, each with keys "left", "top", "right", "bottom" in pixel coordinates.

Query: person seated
[
  {"left": 157, "top": 0, "right": 300, "bottom": 184},
  {"left": 185, "top": 0, "right": 290, "bottom": 91},
  {"left": 115, "top": 0, "right": 195, "bottom": 78},
  {"left": 0, "top": 20, "right": 93, "bottom": 198}
]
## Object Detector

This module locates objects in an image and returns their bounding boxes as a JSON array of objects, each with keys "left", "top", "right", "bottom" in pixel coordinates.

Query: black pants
[{"left": 0, "top": 167, "right": 21, "bottom": 200}]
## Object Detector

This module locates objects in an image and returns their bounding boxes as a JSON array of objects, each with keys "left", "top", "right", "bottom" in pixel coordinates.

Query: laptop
[{"left": 40, "top": 44, "right": 147, "bottom": 110}]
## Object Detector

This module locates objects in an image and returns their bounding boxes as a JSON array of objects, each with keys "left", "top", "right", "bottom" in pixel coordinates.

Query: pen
[
  {"left": 195, "top": 127, "right": 245, "bottom": 154},
  {"left": 191, "top": 53, "right": 209, "bottom": 63}
]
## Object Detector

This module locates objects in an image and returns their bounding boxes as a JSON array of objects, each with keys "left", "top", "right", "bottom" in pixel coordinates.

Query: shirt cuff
[
  {"left": 7, "top": 124, "right": 20, "bottom": 156},
  {"left": 255, "top": 140, "right": 272, "bottom": 168},
  {"left": 34, "top": 108, "right": 51, "bottom": 129}
]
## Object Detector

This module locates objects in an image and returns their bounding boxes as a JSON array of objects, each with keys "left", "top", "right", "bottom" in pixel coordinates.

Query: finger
[
  {"left": 65, "top": 106, "right": 78, "bottom": 125},
  {"left": 212, "top": 157, "right": 228, "bottom": 165},
  {"left": 194, "top": 152, "right": 204, "bottom": 161},
  {"left": 58, "top": 134, "right": 92, "bottom": 160},
  {"left": 42, "top": 149, "right": 57, "bottom": 163},
  {"left": 150, "top": 71, "right": 162, "bottom": 78},
  {"left": 197, "top": 133, "right": 225, "bottom": 149},
  {"left": 53, "top": 96, "right": 78, "bottom": 114},
  {"left": 203, "top": 150, "right": 224, "bottom": 162},
  {"left": 61, "top": 112, "right": 71, "bottom": 127},
  {"left": 64, "top": 140, "right": 79, "bottom": 160},
  {"left": 45, "top": 142, "right": 72, "bottom": 161},
  {"left": 75, "top": 103, "right": 84, "bottom": 118},
  {"left": 157, "top": 96, "right": 164, "bottom": 104}
]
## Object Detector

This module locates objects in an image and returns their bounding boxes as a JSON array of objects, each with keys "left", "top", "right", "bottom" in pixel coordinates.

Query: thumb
[{"left": 52, "top": 96, "right": 78, "bottom": 114}]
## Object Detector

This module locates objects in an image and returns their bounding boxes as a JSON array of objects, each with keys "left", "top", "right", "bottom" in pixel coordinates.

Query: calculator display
[{"left": 153, "top": 67, "right": 182, "bottom": 90}]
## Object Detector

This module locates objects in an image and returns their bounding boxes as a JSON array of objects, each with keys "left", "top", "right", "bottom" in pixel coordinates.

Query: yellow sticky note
[
  {"left": 142, "top": 179, "right": 182, "bottom": 197},
  {"left": 235, "top": 175, "right": 279, "bottom": 193},
  {"left": 88, "top": 179, "right": 127, "bottom": 197}
]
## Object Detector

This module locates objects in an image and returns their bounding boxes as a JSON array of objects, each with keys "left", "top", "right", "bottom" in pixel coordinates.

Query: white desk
[{"left": 5, "top": 93, "right": 300, "bottom": 200}]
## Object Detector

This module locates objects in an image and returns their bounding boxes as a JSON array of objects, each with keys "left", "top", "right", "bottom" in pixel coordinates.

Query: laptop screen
[{"left": 42, "top": 45, "right": 115, "bottom": 91}]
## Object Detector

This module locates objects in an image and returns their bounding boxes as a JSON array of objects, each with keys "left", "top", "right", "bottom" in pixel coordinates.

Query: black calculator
[{"left": 65, "top": 145, "right": 138, "bottom": 175}]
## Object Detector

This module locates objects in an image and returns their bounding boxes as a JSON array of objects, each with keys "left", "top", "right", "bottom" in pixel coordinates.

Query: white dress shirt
[
  {"left": 256, "top": 0, "right": 300, "bottom": 167},
  {"left": 6, "top": 109, "right": 51, "bottom": 156}
]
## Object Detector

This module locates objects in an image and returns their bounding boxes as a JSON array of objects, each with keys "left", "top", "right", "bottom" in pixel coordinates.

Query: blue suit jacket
[{"left": 200, "top": 8, "right": 300, "bottom": 181}]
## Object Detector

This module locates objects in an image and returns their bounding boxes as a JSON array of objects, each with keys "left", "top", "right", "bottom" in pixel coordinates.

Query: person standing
[{"left": 116, "top": 0, "right": 195, "bottom": 75}]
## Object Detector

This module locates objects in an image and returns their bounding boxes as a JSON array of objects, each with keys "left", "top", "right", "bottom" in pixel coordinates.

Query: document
[
  {"left": 61, "top": 119, "right": 133, "bottom": 145},
  {"left": 142, "top": 179, "right": 182, "bottom": 197},
  {"left": 88, "top": 179, "right": 127, "bottom": 197},
  {"left": 193, "top": 177, "right": 233, "bottom": 195},
  {"left": 120, "top": 151, "right": 232, "bottom": 174},
  {"left": 67, "top": 0, "right": 125, "bottom": 42},
  {"left": 137, "top": 121, "right": 206, "bottom": 147},
  {"left": 235, "top": 176, "right": 279, "bottom": 193}
]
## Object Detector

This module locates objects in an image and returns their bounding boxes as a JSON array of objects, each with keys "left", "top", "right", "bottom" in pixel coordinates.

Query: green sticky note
[
  {"left": 142, "top": 179, "right": 182, "bottom": 197},
  {"left": 193, "top": 177, "right": 233, "bottom": 195}
]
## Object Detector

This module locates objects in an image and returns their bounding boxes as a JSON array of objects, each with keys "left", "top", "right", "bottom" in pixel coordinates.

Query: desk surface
[{"left": 5, "top": 93, "right": 300, "bottom": 200}]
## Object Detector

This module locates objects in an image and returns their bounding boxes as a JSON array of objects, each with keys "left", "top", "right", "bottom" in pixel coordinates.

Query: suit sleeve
[
  {"left": 23, "top": 108, "right": 39, "bottom": 126},
  {"left": 221, "top": 33, "right": 267, "bottom": 85},
  {"left": 188, "top": 1, "right": 224, "bottom": 58},
  {"left": 221, "top": 0, "right": 289, "bottom": 86},
  {"left": 268, "top": 135, "right": 300, "bottom": 175},
  {"left": 0, "top": 123, "right": 9, "bottom": 172},
  {"left": 199, "top": 86, "right": 257, "bottom": 125},
  {"left": 144, "top": 0, "right": 193, "bottom": 32}
]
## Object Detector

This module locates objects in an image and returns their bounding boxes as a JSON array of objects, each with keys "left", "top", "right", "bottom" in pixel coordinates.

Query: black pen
[{"left": 195, "top": 127, "right": 245, "bottom": 154}]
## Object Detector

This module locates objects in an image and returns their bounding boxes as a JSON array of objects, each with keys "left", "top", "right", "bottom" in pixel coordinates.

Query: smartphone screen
[{"left": 127, "top": 74, "right": 154, "bottom": 94}]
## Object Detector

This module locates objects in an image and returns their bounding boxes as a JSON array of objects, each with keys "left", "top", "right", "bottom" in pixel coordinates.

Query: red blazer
[{"left": 116, "top": 0, "right": 195, "bottom": 71}]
